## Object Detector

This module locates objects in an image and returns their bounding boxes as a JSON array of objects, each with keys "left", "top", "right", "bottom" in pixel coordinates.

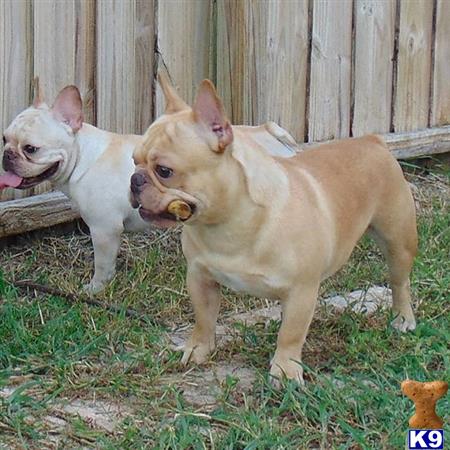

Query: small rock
[
  {"left": 61, "top": 399, "right": 130, "bottom": 432},
  {"left": 321, "top": 286, "right": 392, "bottom": 314}
]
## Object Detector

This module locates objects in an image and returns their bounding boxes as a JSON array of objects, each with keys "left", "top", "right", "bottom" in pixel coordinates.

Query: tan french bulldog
[
  {"left": 1, "top": 79, "right": 298, "bottom": 295},
  {"left": 131, "top": 77, "right": 417, "bottom": 386}
]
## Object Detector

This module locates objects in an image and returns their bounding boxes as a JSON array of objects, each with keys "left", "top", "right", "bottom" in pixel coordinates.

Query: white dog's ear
[
  {"left": 158, "top": 71, "right": 189, "bottom": 114},
  {"left": 32, "top": 76, "right": 45, "bottom": 107},
  {"left": 52, "top": 86, "right": 83, "bottom": 132},
  {"left": 193, "top": 79, "right": 233, "bottom": 153},
  {"left": 232, "top": 146, "right": 289, "bottom": 207}
]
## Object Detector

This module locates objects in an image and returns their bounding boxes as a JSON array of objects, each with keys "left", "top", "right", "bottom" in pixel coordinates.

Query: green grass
[{"left": 0, "top": 169, "right": 449, "bottom": 449}]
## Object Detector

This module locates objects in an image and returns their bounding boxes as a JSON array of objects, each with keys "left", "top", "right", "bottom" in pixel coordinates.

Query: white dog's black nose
[{"left": 2, "top": 149, "right": 16, "bottom": 171}]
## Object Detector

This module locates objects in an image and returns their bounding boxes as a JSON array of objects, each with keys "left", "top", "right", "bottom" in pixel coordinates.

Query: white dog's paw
[
  {"left": 181, "top": 340, "right": 213, "bottom": 365},
  {"left": 391, "top": 314, "right": 416, "bottom": 332},
  {"left": 269, "top": 357, "right": 305, "bottom": 389},
  {"left": 83, "top": 279, "right": 106, "bottom": 296}
]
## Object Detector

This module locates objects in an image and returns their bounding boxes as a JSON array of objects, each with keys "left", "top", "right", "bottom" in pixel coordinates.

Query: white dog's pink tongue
[{"left": 0, "top": 172, "right": 23, "bottom": 189}]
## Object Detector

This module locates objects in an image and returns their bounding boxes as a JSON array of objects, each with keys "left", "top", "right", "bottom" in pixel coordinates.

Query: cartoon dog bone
[{"left": 401, "top": 380, "right": 448, "bottom": 429}]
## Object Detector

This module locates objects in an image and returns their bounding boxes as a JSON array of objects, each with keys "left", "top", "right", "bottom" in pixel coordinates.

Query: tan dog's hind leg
[
  {"left": 370, "top": 186, "right": 417, "bottom": 332},
  {"left": 270, "top": 283, "right": 319, "bottom": 387},
  {"left": 182, "top": 270, "right": 221, "bottom": 365}
]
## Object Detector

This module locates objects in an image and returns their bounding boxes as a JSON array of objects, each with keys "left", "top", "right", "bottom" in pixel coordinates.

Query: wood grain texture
[
  {"left": 155, "top": 0, "right": 213, "bottom": 117},
  {"left": 431, "top": 0, "right": 450, "bottom": 126},
  {"left": 386, "top": 125, "right": 450, "bottom": 159},
  {"left": 216, "top": 0, "right": 309, "bottom": 141},
  {"left": 97, "top": 0, "right": 155, "bottom": 134},
  {"left": 308, "top": 0, "right": 353, "bottom": 142},
  {"left": 74, "top": 0, "right": 96, "bottom": 125},
  {"left": 33, "top": 0, "right": 95, "bottom": 122},
  {"left": 2, "top": 124, "right": 449, "bottom": 236},
  {"left": 0, "top": 192, "right": 78, "bottom": 238},
  {"left": 394, "top": 0, "right": 433, "bottom": 132},
  {"left": 353, "top": 0, "right": 396, "bottom": 136},
  {"left": 0, "top": 0, "right": 32, "bottom": 202}
]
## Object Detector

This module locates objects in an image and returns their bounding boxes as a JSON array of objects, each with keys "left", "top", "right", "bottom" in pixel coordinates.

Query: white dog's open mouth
[{"left": 0, "top": 162, "right": 60, "bottom": 189}]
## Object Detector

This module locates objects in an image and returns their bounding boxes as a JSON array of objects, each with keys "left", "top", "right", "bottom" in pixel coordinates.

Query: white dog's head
[{"left": 1, "top": 81, "right": 83, "bottom": 189}]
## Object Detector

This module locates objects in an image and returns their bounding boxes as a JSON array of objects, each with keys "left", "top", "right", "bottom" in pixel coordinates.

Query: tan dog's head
[
  {"left": 131, "top": 74, "right": 244, "bottom": 228},
  {"left": 1, "top": 79, "right": 83, "bottom": 189}
]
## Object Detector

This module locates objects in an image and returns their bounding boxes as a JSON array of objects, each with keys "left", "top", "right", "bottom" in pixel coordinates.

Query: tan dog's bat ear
[
  {"left": 52, "top": 86, "right": 83, "bottom": 133},
  {"left": 32, "top": 76, "right": 45, "bottom": 107},
  {"left": 158, "top": 71, "right": 189, "bottom": 114},
  {"left": 193, "top": 79, "right": 233, "bottom": 153}
]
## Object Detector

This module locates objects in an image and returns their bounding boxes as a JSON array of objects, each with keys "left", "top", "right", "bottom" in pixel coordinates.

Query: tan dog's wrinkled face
[
  {"left": 1, "top": 84, "right": 83, "bottom": 189},
  {"left": 131, "top": 78, "right": 236, "bottom": 228}
]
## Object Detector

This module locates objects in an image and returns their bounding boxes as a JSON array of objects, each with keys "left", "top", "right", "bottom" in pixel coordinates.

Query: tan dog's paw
[
  {"left": 391, "top": 314, "right": 416, "bottom": 332},
  {"left": 269, "top": 357, "right": 305, "bottom": 389},
  {"left": 181, "top": 340, "right": 214, "bottom": 365}
]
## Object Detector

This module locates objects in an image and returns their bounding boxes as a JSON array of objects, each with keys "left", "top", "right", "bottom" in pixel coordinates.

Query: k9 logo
[{"left": 408, "top": 430, "right": 444, "bottom": 449}]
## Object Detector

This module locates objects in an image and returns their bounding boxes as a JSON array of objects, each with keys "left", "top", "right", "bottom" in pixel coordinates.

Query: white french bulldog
[{"left": 1, "top": 79, "right": 299, "bottom": 294}]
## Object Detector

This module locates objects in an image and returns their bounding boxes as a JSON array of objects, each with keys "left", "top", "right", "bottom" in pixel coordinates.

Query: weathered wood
[
  {"left": 353, "top": 0, "right": 396, "bottom": 136},
  {"left": 385, "top": 125, "right": 450, "bottom": 159},
  {"left": 0, "top": 0, "right": 32, "bottom": 202},
  {"left": 32, "top": 0, "right": 96, "bottom": 198},
  {"left": 216, "top": 0, "right": 249, "bottom": 124},
  {"left": 216, "top": 0, "right": 309, "bottom": 141},
  {"left": 74, "top": 0, "right": 96, "bottom": 125},
  {"left": 0, "top": 192, "right": 78, "bottom": 238},
  {"left": 97, "top": 0, "right": 155, "bottom": 134},
  {"left": 394, "top": 0, "right": 433, "bottom": 132},
  {"left": 430, "top": 0, "right": 450, "bottom": 126},
  {"left": 155, "top": 0, "right": 213, "bottom": 117},
  {"left": 34, "top": 0, "right": 73, "bottom": 102},
  {"left": 308, "top": 0, "right": 353, "bottom": 142},
  {"left": 301, "top": 126, "right": 450, "bottom": 160},
  {"left": 2, "top": 125, "right": 449, "bottom": 238}
]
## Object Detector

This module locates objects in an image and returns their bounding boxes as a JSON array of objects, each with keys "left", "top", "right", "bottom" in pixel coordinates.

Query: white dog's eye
[
  {"left": 24, "top": 144, "right": 39, "bottom": 154},
  {"left": 2, "top": 136, "right": 6, "bottom": 146},
  {"left": 155, "top": 165, "right": 173, "bottom": 179}
]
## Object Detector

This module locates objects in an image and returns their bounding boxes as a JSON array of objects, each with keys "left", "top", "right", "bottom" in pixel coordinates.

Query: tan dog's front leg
[
  {"left": 182, "top": 269, "right": 221, "bottom": 365},
  {"left": 270, "top": 283, "right": 319, "bottom": 387}
]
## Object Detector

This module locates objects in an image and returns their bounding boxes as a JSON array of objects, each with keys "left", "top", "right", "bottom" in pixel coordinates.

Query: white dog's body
[{"left": 1, "top": 85, "right": 298, "bottom": 294}]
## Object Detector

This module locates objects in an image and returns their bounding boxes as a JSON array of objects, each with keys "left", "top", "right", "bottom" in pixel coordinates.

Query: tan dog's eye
[
  {"left": 24, "top": 144, "right": 39, "bottom": 154},
  {"left": 155, "top": 165, "right": 173, "bottom": 179}
]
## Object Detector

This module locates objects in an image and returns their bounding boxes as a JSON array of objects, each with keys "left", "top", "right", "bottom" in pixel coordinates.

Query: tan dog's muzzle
[{"left": 129, "top": 167, "right": 196, "bottom": 227}]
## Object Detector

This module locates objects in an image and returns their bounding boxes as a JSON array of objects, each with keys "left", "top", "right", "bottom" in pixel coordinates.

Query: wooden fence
[{"left": 0, "top": 0, "right": 450, "bottom": 234}]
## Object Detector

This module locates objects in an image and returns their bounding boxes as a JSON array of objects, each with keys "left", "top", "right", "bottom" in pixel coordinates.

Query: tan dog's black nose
[
  {"left": 130, "top": 172, "right": 148, "bottom": 194},
  {"left": 2, "top": 149, "right": 16, "bottom": 171}
]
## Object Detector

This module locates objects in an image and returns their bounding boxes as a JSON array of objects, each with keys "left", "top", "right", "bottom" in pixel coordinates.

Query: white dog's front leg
[
  {"left": 84, "top": 225, "right": 123, "bottom": 296},
  {"left": 270, "top": 283, "right": 319, "bottom": 388}
]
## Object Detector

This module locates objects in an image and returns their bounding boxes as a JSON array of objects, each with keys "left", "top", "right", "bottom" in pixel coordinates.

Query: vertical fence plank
[
  {"left": 308, "top": 0, "right": 353, "bottom": 142},
  {"left": 97, "top": 0, "right": 155, "bottom": 134},
  {"left": 353, "top": 0, "right": 396, "bottom": 136},
  {"left": 34, "top": 1, "right": 76, "bottom": 102},
  {"left": 431, "top": 0, "right": 450, "bottom": 126},
  {"left": 216, "top": 0, "right": 249, "bottom": 125},
  {"left": 217, "top": 0, "right": 309, "bottom": 141},
  {"left": 34, "top": 0, "right": 95, "bottom": 122},
  {"left": 155, "top": 0, "right": 213, "bottom": 117},
  {"left": 33, "top": 0, "right": 96, "bottom": 196},
  {"left": 394, "top": 0, "right": 433, "bottom": 132},
  {"left": 0, "top": 0, "right": 32, "bottom": 201},
  {"left": 135, "top": 0, "right": 156, "bottom": 133},
  {"left": 74, "top": 0, "right": 96, "bottom": 125}
]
